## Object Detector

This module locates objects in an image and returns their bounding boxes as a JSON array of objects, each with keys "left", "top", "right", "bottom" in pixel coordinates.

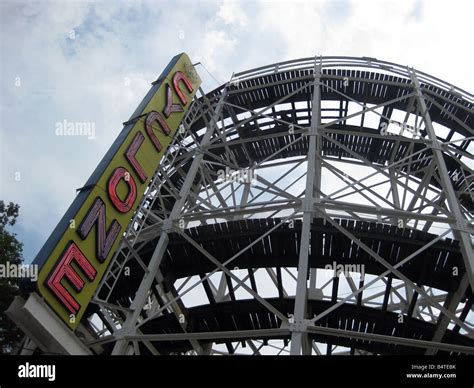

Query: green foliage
[{"left": 0, "top": 201, "right": 24, "bottom": 353}]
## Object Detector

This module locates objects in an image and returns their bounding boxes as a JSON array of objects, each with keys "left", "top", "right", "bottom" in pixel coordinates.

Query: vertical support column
[
  {"left": 112, "top": 89, "right": 228, "bottom": 354},
  {"left": 389, "top": 168, "right": 401, "bottom": 225},
  {"left": 410, "top": 69, "right": 474, "bottom": 293},
  {"left": 235, "top": 181, "right": 251, "bottom": 221},
  {"left": 290, "top": 57, "right": 322, "bottom": 355}
]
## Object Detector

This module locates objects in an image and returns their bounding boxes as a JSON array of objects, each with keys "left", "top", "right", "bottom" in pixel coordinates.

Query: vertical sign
[{"left": 33, "top": 53, "right": 201, "bottom": 330}]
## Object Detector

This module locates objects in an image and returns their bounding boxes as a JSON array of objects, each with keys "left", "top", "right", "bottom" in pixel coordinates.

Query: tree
[{"left": 0, "top": 201, "right": 24, "bottom": 353}]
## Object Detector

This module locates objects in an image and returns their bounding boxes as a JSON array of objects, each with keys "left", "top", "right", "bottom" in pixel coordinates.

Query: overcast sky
[{"left": 1, "top": 0, "right": 472, "bottom": 263}]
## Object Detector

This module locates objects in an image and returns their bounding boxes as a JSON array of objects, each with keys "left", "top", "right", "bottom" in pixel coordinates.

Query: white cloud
[
  {"left": 257, "top": 0, "right": 473, "bottom": 90},
  {"left": 216, "top": 0, "right": 248, "bottom": 26},
  {"left": 200, "top": 29, "right": 239, "bottom": 74}
]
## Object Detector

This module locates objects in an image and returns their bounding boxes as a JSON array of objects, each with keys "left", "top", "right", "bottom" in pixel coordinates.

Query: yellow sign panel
[{"left": 34, "top": 53, "right": 201, "bottom": 330}]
